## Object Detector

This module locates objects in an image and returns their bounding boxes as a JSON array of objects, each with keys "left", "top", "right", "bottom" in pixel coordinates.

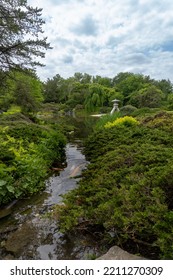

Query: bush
[
  {"left": 94, "top": 112, "right": 122, "bottom": 130},
  {"left": 120, "top": 104, "right": 137, "bottom": 115},
  {"left": 104, "top": 116, "right": 139, "bottom": 129},
  {"left": 0, "top": 122, "right": 66, "bottom": 205},
  {"left": 57, "top": 113, "right": 173, "bottom": 259},
  {"left": 3, "top": 105, "right": 21, "bottom": 115}
]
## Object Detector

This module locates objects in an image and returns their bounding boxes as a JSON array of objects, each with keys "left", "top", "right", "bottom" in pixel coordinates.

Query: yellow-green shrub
[
  {"left": 104, "top": 116, "right": 139, "bottom": 129},
  {"left": 3, "top": 105, "right": 21, "bottom": 115}
]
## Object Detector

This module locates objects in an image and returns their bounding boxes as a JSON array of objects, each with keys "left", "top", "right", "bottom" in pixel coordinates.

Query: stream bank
[
  {"left": 0, "top": 116, "right": 106, "bottom": 259},
  {"left": 0, "top": 141, "right": 102, "bottom": 259}
]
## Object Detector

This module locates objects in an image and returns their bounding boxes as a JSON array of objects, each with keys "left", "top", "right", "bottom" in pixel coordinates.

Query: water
[{"left": 0, "top": 117, "right": 102, "bottom": 260}]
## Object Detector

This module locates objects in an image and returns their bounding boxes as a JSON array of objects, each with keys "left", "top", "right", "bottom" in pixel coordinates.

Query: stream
[{"left": 0, "top": 117, "right": 103, "bottom": 260}]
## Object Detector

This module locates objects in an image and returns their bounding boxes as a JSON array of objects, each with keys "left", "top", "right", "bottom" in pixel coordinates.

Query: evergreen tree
[{"left": 0, "top": 0, "right": 51, "bottom": 73}]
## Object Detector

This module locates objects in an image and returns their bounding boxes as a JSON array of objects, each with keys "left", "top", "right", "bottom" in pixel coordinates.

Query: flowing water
[{"left": 0, "top": 116, "right": 103, "bottom": 260}]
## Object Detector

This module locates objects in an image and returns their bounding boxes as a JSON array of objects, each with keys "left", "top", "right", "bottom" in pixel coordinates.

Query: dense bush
[
  {"left": 56, "top": 112, "right": 173, "bottom": 259},
  {"left": 0, "top": 121, "right": 66, "bottom": 205},
  {"left": 120, "top": 104, "right": 137, "bottom": 115},
  {"left": 104, "top": 116, "right": 139, "bottom": 128},
  {"left": 94, "top": 112, "right": 122, "bottom": 130}
]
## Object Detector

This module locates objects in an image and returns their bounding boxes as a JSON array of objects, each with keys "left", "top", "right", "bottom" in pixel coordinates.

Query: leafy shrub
[
  {"left": 131, "top": 107, "right": 161, "bottom": 117},
  {"left": 0, "top": 112, "right": 32, "bottom": 123},
  {"left": 104, "top": 116, "right": 139, "bottom": 129},
  {"left": 0, "top": 122, "right": 66, "bottom": 205},
  {"left": 3, "top": 105, "right": 21, "bottom": 115},
  {"left": 94, "top": 112, "right": 122, "bottom": 130},
  {"left": 120, "top": 104, "right": 137, "bottom": 115}
]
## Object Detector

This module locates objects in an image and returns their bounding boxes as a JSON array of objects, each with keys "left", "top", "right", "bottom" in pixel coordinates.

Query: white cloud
[{"left": 28, "top": 0, "right": 173, "bottom": 81}]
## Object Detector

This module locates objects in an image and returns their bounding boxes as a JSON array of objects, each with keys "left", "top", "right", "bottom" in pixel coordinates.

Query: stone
[
  {"left": 4, "top": 222, "right": 37, "bottom": 255},
  {"left": 97, "top": 246, "right": 146, "bottom": 260},
  {"left": 4, "top": 254, "right": 15, "bottom": 260}
]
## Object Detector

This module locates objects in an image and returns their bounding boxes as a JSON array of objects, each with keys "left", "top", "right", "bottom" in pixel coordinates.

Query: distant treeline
[{"left": 43, "top": 72, "right": 173, "bottom": 113}]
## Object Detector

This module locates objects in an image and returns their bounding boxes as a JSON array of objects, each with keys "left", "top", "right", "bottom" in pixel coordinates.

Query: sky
[{"left": 28, "top": 0, "right": 173, "bottom": 82}]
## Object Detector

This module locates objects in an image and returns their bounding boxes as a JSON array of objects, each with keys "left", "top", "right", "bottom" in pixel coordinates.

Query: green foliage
[
  {"left": 42, "top": 71, "right": 173, "bottom": 114},
  {"left": 167, "top": 93, "right": 173, "bottom": 109},
  {"left": 0, "top": 0, "right": 51, "bottom": 72},
  {"left": 93, "top": 75, "right": 112, "bottom": 87},
  {"left": 0, "top": 75, "right": 16, "bottom": 111},
  {"left": 0, "top": 121, "right": 66, "bottom": 205},
  {"left": 57, "top": 112, "right": 173, "bottom": 259},
  {"left": 84, "top": 84, "right": 119, "bottom": 112},
  {"left": 140, "top": 111, "right": 173, "bottom": 132},
  {"left": 104, "top": 116, "right": 139, "bottom": 128},
  {"left": 94, "top": 112, "right": 123, "bottom": 130},
  {"left": 129, "top": 85, "right": 164, "bottom": 108},
  {"left": 14, "top": 72, "right": 44, "bottom": 114},
  {"left": 120, "top": 104, "right": 137, "bottom": 115},
  {"left": 113, "top": 72, "right": 149, "bottom": 97},
  {"left": 0, "top": 71, "right": 44, "bottom": 115},
  {"left": 153, "top": 79, "right": 173, "bottom": 96},
  {"left": 3, "top": 105, "right": 21, "bottom": 115},
  {"left": 43, "top": 74, "right": 65, "bottom": 103},
  {"left": 131, "top": 107, "right": 161, "bottom": 118}
]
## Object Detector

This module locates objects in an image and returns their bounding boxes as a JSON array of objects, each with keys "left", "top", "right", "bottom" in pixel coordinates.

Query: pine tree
[{"left": 0, "top": 0, "right": 51, "bottom": 72}]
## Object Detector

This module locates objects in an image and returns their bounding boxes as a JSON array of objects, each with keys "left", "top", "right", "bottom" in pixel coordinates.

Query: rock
[
  {"left": 97, "top": 246, "right": 146, "bottom": 260},
  {"left": 4, "top": 254, "right": 15, "bottom": 260},
  {"left": 0, "top": 208, "right": 12, "bottom": 219},
  {"left": 0, "top": 199, "right": 18, "bottom": 219},
  {"left": 70, "top": 164, "right": 85, "bottom": 178},
  {"left": 1, "top": 240, "right": 6, "bottom": 247},
  {"left": 5, "top": 222, "right": 37, "bottom": 256}
]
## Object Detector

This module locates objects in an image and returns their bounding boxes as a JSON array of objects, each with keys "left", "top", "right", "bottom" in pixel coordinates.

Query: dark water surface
[{"left": 0, "top": 117, "right": 103, "bottom": 260}]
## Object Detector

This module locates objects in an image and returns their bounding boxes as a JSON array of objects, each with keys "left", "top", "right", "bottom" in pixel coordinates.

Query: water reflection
[
  {"left": 0, "top": 142, "right": 100, "bottom": 259},
  {"left": 0, "top": 116, "right": 102, "bottom": 260}
]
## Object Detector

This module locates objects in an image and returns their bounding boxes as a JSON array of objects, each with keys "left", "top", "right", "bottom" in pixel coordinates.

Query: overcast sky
[{"left": 28, "top": 0, "right": 173, "bottom": 82}]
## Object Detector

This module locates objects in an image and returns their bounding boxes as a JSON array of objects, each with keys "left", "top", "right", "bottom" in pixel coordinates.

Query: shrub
[
  {"left": 104, "top": 116, "right": 139, "bottom": 129},
  {"left": 120, "top": 104, "right": 137, "bottom": 115},
  {"left": 0, "top": 122, "right": 66, "bottom": 205},
  {"left": 94, "top": 112, "right": 122, "bottom": 130},
  {"left": 57, "top": 113, "right": 173, "bottom": 259},
  {"left": 3, "top": 105, "right": 21, "bottom": 115}
]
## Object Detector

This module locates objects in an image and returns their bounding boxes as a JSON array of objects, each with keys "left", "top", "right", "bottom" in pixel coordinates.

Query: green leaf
[
  {"left": 0, "top": 180, "right": 7, "bottom": 187},
  {"left": 6, "top": 185, "right": 15, "bottom": 193}
]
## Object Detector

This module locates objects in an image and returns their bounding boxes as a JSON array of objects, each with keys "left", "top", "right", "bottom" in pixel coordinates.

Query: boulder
[{"left": 97, "top": 246, "right": 146, "bottom": 260}]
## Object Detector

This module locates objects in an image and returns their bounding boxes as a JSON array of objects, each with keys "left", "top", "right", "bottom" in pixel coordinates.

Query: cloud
[
  {"left": 160, "top": 41, "right": 173, "bottom": 52},
  {"left": 27, "top": 0, "right": 173, "bottom": 82},
  {"left": 62, "top": 55, "right": 74, "bottom": 64},
  {"left": 48, "top": 0, "right": 71, "bottom": 5},
  {"left": 71, "top": 15, "right": 99, "bottom": 36},
  {"left": 106, "top": 36, "right": 122, "bottom": 49}
]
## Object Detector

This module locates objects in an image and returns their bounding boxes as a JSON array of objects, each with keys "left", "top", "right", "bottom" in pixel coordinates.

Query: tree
[
  {"left": 115, "top": 73, "right": 148, "bottom": 97},
  {"left": 0, "top": 74, "right": 15, "bottom": 110},
  {"left": 73, "top": 72, "right": 92, "bottom": 84},
  {"left": 44, "top": 74, "right": 64, "bottom": 103},
  {"left": 0, "top": 0, "right": 51, "bottom": 73},
  {"left": 81, "top": 73, "right": 92, "bottom": 84},
  {"left": 154, "top": 79, "right": 173, "bottom": 96},
  {"left": 66, "top": 82, "right": 89, "bottom": 108},
  {"left": 73, "top": 72, "right": 83, "bottom": 82},
  {"left": 129, "top": 85, "right": 164, "bottom": 108},
  {"left": 93, "top": 76, "right": 112, "bottom": 87},
  {"left": 14, "top": 72, "right": 44, "bottom": 114},
  {"left": 84, "top": 84, "right": 119, "bottom": 112}
]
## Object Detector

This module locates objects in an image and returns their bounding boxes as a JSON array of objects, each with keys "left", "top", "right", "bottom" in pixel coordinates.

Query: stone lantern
[{"left": 110, "top": 99, "right": 120, "bottom": 115}]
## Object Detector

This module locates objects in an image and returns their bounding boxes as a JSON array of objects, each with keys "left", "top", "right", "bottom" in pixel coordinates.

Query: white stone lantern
[{"left": 110, "top": 99, "right": 120, "bottom": 115}]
